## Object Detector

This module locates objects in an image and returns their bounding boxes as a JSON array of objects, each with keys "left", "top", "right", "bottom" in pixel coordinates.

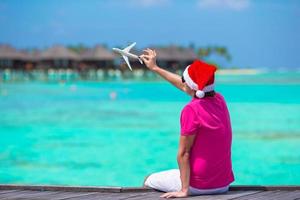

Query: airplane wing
[
  {"left": 123, "top": 42, "right": 136, "bottom": 53},
  {"left": 122, "top": 55, "right": 132, "bottom": 71}
]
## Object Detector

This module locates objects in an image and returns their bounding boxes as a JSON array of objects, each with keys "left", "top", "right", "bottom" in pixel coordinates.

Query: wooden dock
[{"left": 0, "top": 184, "right": 299, "bottom": 200}]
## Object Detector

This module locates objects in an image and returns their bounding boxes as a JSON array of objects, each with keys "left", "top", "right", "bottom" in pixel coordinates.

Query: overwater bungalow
[
  {"left": 39, "top": 45, "right": 79, "bottom": 69},
  {"left": 19, "top": 49, "right": 42, "bottom": 71},
  {"left": 0, "top": 45, "right": 27, "bottom": 70},
  {"left": 153, "top": 46, "right": 198, "bottom": 71},
  {"left": 80, "top": 45, "right": 115, "bottom": 70}
]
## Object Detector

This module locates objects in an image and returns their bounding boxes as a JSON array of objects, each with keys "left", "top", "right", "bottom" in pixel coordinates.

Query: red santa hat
[{"left": 182, "top": 60, "right": 217, "bottom": 98}]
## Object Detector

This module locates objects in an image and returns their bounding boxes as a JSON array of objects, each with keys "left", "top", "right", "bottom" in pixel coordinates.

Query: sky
[{"left": 0, "top": 0, "right": 299, "bottom": 69}]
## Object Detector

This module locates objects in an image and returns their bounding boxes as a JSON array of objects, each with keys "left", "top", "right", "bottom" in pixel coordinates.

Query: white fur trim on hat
[
  {"left": 183, "top": 65, "right": 198, "bottom": 90},
  {"left": 203, "top": 83, "right": 214, "bottom": 92}
]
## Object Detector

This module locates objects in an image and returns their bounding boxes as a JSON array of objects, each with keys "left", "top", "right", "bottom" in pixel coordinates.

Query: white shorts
[{"left": 144, "top": 169, "right": 229, "bottom": 196}]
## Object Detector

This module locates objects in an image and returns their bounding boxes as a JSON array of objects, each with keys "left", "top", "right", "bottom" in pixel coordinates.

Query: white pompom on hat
[{"left": 182, "top": 60, "right": 217, "bottom": 98}]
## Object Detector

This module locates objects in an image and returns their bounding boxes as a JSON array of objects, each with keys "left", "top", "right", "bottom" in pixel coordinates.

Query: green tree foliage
[
  {"left": 67, "top": 44, "right": 88, "bottom": 54},
  {"left": 197, "top": 46, "right": 231, "bottom": 61}
]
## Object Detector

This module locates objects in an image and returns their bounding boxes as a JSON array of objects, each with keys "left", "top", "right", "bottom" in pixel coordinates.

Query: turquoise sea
[{"left": 0, "top": 72, "right": 300, "bottom": 187}]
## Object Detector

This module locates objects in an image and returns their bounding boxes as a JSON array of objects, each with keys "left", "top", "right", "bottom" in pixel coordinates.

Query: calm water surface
[{"left": 0, "top": 72, "right": 300, "bottom": 186}]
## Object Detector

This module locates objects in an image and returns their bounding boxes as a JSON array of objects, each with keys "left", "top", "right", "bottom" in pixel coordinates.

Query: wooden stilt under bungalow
[{"left": 0, "top": 184, "right": 299, "bottom": 200}]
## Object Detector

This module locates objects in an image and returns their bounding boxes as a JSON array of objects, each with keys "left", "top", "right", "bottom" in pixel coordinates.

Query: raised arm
[{"left": 140, "top": 49, "right": 193, "bottom": 96}]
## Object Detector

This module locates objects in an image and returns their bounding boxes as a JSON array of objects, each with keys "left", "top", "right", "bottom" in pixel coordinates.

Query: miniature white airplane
[{"left": 112, "top": 42, "right": 143, "bottom": 71}]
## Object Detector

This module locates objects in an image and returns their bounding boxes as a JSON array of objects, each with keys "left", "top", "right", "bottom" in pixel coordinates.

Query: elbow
[{"left": 177, "top": 151, "right": 190, "bottom": 162}]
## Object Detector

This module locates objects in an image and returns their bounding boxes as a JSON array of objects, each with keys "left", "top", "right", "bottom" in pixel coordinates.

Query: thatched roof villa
[
  {"left": 19, "top": 49, "right": 42, "bottom": 70},
  {"left": 80, "top": 45, "right": 115, "bottom": 69},
  {"left": 0, "top": 45, "right": 27, "bottom": 69},
  {"left": 153, "top": 46, "right": 198, "bottom": 70},
  {"left": 39, "top": 45, "right": 79, "bottom": 69}
]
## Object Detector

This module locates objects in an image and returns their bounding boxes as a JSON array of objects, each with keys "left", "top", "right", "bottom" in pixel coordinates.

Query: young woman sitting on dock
[{"left": 140, "top": 49, "right": 235, "bottom": 198}]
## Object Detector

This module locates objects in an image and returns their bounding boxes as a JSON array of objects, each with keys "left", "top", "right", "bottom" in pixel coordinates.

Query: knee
[
  {"left": 143, "top": 174, "right": 152, "bottom": 187},
  {"left": 143, "top": 173, "right": 161, "bottom": 189}
]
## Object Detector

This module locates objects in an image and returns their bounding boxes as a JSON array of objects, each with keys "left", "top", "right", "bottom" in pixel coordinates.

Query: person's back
[{"left": 181, "top": 93, "right": 234, "bottom": 189}]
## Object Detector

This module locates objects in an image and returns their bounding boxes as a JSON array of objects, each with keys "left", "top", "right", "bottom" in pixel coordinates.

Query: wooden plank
[
  {"left": 230, "top": 185, "right": 300, "bottom": 191},
  {"left": 134, "top": 194, "right": 161, "bottom": 200},
  {"left": 66, "top": 192, "right": 160, "bottom": 200},
  {"left": 0, "top": 191, "right": 61, "bottom": 200},
  {"left": 86, "top": 193, "right": 131, "bottom": 200},
  {"left": 182, "top": 190, "right": 263, "bottom": 200},
  {"left": 262, "top": 191, "right": 297, "bottom": 200},
  {"left": 232, "top": 191, "right": 272, "bottom": 200},
  {"left": 67, "top": 192, "right": 154, "bottom": 200},
  {"left": 0, "top": 184, "right": 121, "bottom": 193},
  {"left": 259, "top": 190, "right": 300, "bottom": 200},
  {"left": 58, "top": 193, "right": 106, "bottom": 200},
  {"left": 260, "top": 191, "right": 297, "bottom": 200},
  {"left": 116, "top": 192, "right": 158, "bottom": 200},
  {"left": 121, "top": 187, "right": 154, "bottom": 193},
  {"left": 0, "top": 190, "right": 42, "bottom": 200},
  {"left": 25, "top": 191, "right": 67, "bottom": 200},
  {"left": 117, "top": 192, "right": 162, "bottom": 200},
  {"left": 18, "top": 191, "right": 75, "bottom": 200},
  {"left": 232, "top": 190, "right": 300, "bottom": 200},
  {"left": 62, "top": 192, "right": 129, "bottom": 200},
  {"left": 67, "top": 193, "right": 118, "bottom": 200},
  {"left": 282, "top": 190, "right": 300, "bottom": 200},
  {"left": 36, "top": 191, "right": 98, "bottom": 200},
  {"left": 251, "top": 191, "right": 287, "bottom": 200},
  {"left": 0, "top": 190, "right": 21, "bottom": 195},
  {"left": 13, "top": 191, "right": 97, "bottom": 200}
]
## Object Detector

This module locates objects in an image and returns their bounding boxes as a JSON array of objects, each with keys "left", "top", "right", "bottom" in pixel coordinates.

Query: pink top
[{"left": 180, "top": 93, "right": 234, "bottom": 189}]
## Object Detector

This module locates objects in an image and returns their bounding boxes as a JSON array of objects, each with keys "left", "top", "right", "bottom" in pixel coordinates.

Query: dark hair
[
  {"left": 181, "top": 76, "right": 185, "bottom": 83},
  {"left": 194, "top": 91, "right": 216, "bottom": 98}
]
